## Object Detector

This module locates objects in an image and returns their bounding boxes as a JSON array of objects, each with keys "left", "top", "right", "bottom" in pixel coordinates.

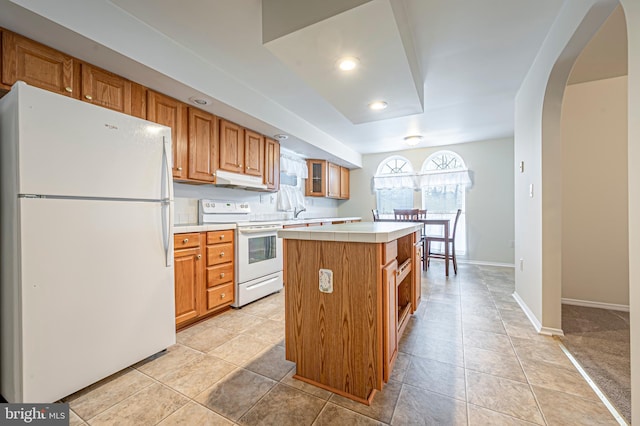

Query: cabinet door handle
[
  {"left": 183, "top": 238, "right": 189, "bottom": 243},
  {"left": 238, "top": 164, "right": 243, "bottom": 168},
  {"left": 220, "top": 272, "right": 225, "bottom": 278},
  {"left": 65, "top": 87, "right": 73, "bottom": 93},
  {"left": 196, "top": 254, "right": 202, "bottom": 260},
  {"left": 85, "top": 94, "right": 93, "bottom": 100},
  {"left": 219, "top": 235, "right": 225, "bottom": 240},
  {"left": 177, "top": 167, "right": 183, "bottom": 171},
  {"left": 219, "top": 252, "right": 225, "bottom": 257},
  {"left": 220, "top": 293, "right": 226, "bottom": 299}
]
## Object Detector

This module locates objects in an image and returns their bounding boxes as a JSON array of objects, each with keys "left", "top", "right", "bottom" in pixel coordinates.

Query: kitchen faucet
[{"left": 294, "top": 207, "right": 306, "bottom": 218}]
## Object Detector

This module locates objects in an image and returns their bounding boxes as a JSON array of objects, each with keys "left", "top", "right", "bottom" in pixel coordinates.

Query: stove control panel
[
  {"left": 200, "top": 199, "right": 251, "bottom": 214},
  {"left": 199, "top": 199, "right": 251, "bottom": 224}
]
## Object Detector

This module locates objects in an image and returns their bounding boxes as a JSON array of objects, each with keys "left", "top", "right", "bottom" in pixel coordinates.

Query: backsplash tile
[{"left": 173, "top": 183, "right": 340, "bottom": 225}]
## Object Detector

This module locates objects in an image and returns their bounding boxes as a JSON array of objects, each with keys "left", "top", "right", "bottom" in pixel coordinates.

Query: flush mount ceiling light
[
  {"left": 336, "top": 56, "right": 359, "bottom": 71},
  {"left": 188, "top": 96, "right": 212, "bottom": 106},
  {"left": 368, "top": 101, "right": 388, "bottom": 111},
  {"left": 273, "top": 134, "right": 289, "bottom": 141},
  {"left": 404, "top": 135, "right": 423, "bottom": 146}
]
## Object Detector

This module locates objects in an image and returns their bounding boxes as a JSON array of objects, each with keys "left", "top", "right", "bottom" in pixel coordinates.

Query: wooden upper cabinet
[
  {"left": 2, "top": 32, "right": 79, "bottom": 97},
  {"left": 81, "top": 63, "right": 131, "bottom": 114},
  {"left": 219, "top": 119, "right": 244, "bottom": 173},
  {"left": 244, "top": 129, "right": 264, "bottom": 177},
  {"left": 340, "top": 167, "right": 350, "bottom": 199},
  {"left": 327, "top": 162, "right": 341, "bottom": 198},
  {"left": 306, "top": 159, "right": 327, "bottom": 197},
  {"left": 147, "top": 90, "right": 188, "bottom": 180},
  {"left": 264, "top": 138, "right": 280, "bottom": 191},
  {"left": 130, "top": 83, "right": 147, "bottom": 119},
  {"left": 188, "top": 108, "right": 218, "bottom": 182}
]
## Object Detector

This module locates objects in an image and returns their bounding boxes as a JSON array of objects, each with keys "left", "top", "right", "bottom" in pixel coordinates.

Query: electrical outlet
[
  {"left": 519, "top": 258, "right": 524, "bottom": 271},
  {"left": 519, "top": 161, "right": 525, "bottom": 173},
  {"left": 319, "top": 269, "right": 333, "bottom": 293}
]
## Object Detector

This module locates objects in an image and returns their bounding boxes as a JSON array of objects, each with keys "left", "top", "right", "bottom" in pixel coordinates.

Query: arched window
[
  {"left": 421, "top": 151, "right": 468, "bottom": 254},
  {"left": 374, "top": 155, "right": 415, "bottom": 216}
]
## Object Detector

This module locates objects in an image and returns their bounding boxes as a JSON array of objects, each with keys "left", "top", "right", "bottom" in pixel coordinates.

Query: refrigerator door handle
[
  {"left": 163, "top": 136, "right": 174, "bottom": 202},
  {"left": 162, "top": 136, "right": 174, "bottom": 267},
  {"left": 163, "top": 201, "right": 173, "bottom": 267}
]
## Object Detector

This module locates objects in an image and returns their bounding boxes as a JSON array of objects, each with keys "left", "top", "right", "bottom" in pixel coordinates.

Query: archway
[{"left": 514, "top": 0, "right": 638, "bottom": 422}]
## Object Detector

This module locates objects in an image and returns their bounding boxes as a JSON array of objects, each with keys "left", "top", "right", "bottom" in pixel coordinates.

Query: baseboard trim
[
  {"left": 511, "top": 292, "right": 565, "bottom": 336},
  {"left": 458, "top": 259, "right": 515, "bottom": 268},
  {"left": 512, "top": 291, "right": 542, "bottom": 332},
  {"left": 539, "top": 326, "right": 564, "bottom": 337},
  {"left": 561, "top": 298, "right": 630, "bottom": 312}
]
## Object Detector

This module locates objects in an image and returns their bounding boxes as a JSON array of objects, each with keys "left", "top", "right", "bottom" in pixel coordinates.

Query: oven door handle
[
  {"left": 239, "top": 226, "right": 282, "bottom": 234},
  {"left": 246, "top": 275, "right": 281, "bottom": 290}
]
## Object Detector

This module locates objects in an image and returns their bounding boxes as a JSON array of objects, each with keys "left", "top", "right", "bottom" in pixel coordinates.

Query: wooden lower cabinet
[
  {"left": 174, "top": 230, "right": 234, "bottom": 329},
  {"left": 382, "top": 259, "right": 398, "bottom": 382},
  {"left": 204, "top": 230, "right": 234, "bottom": 314},
  {"left": 283, "top": 230, "right": 420, "bottom": 404},
  {"left": 173, "top": 234, "right": 203, "bottom": 327}
]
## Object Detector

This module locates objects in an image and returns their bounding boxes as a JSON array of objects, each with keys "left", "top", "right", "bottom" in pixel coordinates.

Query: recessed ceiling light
[
  {"left": 369, "top": 101, "right": 388, "bottom": 110},
  {"left": 337, "top": 56, "right": 359, "bottom": 71},
  {"left": 274, "top": 134, "right": 289, "bottom": 141},
  {"left": 404, "top": 135, "right": 423, "bottom": 146},
  {"left": 188, "top": 96, "right": 212, "bottom": 106}
]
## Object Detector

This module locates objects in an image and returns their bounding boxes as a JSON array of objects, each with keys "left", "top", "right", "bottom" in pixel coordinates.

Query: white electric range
[{"left": 199, "top": 200, "right": 283, "bottom": 307}]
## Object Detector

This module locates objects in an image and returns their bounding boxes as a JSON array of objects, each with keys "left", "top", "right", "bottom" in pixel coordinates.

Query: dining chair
[
  {"left": 416, "top": 209, "right": 428, "bottom": 269},
  {"left": 393, "top": 208, "right": 419, "bottom": 221},
  {"left": 426, "top": 209, "right": 462, "bottom": 274},
  {"left": 372, "top": 209, "right": 380, "bottom": 221}
]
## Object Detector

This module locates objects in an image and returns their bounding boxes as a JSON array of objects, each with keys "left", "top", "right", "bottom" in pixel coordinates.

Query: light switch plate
[{"left": 319, "top": 269, "right": 333, "bottom": 293}]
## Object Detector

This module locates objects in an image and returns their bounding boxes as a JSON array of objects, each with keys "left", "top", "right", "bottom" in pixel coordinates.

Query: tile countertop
[
  {"left": 173, "top": 217, "right": 361, "bottom": 234},
  {"left": 278, "top": 221, "right": 422, "bottom": 243}
]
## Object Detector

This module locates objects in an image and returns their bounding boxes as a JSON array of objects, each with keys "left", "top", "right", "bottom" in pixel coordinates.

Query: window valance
[
  {"left": 280, "top": 151, "right": 308, "bottom": 179},
  {"left": 373, "top": 169, "right": 472, "bottom": 190}
]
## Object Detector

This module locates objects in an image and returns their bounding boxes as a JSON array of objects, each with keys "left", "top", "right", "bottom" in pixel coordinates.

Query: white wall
[
  {"left": 338, "top": 137, "right": 515, "bottom": 265},
  {"left": 561, "top": 76, "right": 628, "bottom": 307},
  {"left": 514, "top": 0, "right": 618, "bottom": 332},
  {"left": 618, "top": 0, "right": 639, "bottom": 422}
]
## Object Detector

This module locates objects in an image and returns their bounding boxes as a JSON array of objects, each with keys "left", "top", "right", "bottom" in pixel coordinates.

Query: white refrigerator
[{"left": 0, "top": 82, "right": 176, "bottom": 403}]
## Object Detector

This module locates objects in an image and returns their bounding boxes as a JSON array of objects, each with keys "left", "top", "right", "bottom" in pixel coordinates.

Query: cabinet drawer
[
  {"left": 207, "top": 243, "right": 233, "bottom": 265},
  {"left": 207, "top": 230, "right": 234, "bottom": 245},
  {"left": 383, "top": 240, "right": 397, "bottom": 265},
  {"left": 207, "top": 283, "right": 234, "bottom": 310},
  {"left": 174, "top": 233, "right": 201, "bottom": 249},
  {"left": 207, "top": 263, "right": 234, "bottom": 288}
]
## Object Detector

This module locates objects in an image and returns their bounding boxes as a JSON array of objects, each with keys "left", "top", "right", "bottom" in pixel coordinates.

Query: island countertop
[{"left": 277, "top": 221, "right": 422, "bottom": 243}]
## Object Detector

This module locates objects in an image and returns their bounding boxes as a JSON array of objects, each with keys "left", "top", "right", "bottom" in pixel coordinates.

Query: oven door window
[{"left": 248, "top": 235, "right": 277, "bottom": 264}]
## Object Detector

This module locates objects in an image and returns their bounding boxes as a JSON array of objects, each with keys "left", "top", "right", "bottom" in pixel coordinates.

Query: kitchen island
[{"left": 278, "top": 222, "right": 423, "bottom": 404}]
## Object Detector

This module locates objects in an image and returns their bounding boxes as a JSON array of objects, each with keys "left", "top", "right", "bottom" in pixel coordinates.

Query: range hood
[{"left": 215, "top": 170, "right": 268, "bottom": 190}]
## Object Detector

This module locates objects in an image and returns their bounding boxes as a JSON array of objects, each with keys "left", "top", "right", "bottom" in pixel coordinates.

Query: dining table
[{"left": 377, "top": 217, "right": 452, "bottom": 276}]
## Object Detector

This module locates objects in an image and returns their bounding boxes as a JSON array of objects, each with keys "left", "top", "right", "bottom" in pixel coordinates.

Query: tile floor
[{"left": 64, "top": 263, "right": 618, "bottom": 425}]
